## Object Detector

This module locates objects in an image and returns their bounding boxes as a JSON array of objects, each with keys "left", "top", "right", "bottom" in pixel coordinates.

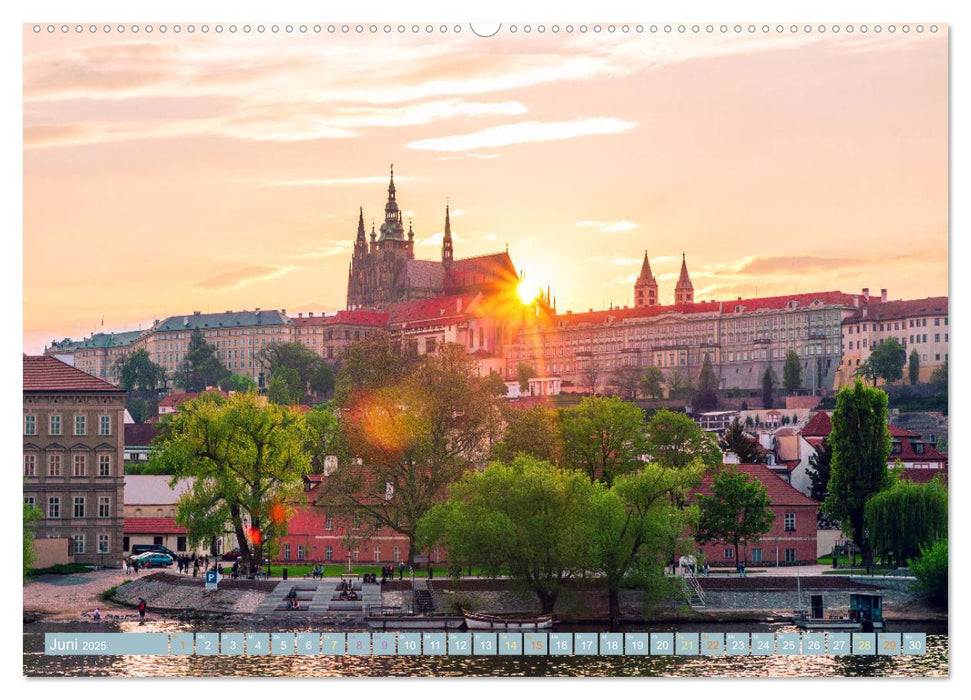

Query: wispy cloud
[
  {"left": 574, "top": 220, "right": 640, "bottom": 233},
  {"left": 407, "top": 118, "right": 636, "bottom": 152},
  {"left": 417, "top": 232, "right": 467, "bottom": 247},
  {"left": 735, "top": 255, "right": 863, "bottom": 275},
  {"left": 286, "top": 241, "right": 354, "bottom": 259},
  {"left": 194, "top": 265, "right": 297, "bottom": 291}
]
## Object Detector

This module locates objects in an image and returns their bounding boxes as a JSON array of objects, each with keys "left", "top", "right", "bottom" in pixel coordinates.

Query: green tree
[
  {"left": 868, "top": 338, "right": 907, "bottom": 385},
  {"left": 149, "top": 391, "right": 310, "bottom": 575},
  {"left": 516, "top": 362, "right": 536, "bottom": 394},
  {"left": 323, "top": 345, "right": 500, "bottom": 565},
  {"left": 559, "top": 396, "right": 647, "bottom": 486},
  {"left": 666, "top": 368, "right": 694, "bottom": 401},
  {"left": 783, "top": 349, "right": 802, "bottom": 395},
  {"left": 909, "top": 539, "right": 947, "bottom": 606},
  {"left": 908, "top": 349, "right": 920, "bottom": 386},
  {"left": 126, "top": 397, "right": 154, "bottom": 424},
  {"left": 691, "top": 353, "right": 719, "bottom": 412},
  {"left": 176, "top": 329, "right": 231, "bottom": 391},
  {"left": 930, "top": 359, "right": 948, "bottom": 392},
  {"left": 484, "top": 371, "right": 508, "bottom": 397},
  {"left": 592, "top": 463, "right": 704, "bottom": 628},
  {"left": 114, "top": 349, "right": 167, "bottom": 392},
  {"left": 761, "top": 366, "right": 777, "bottom": 409},
  {"left": 823, "top": 380, "right": 892, "bottom": 568},
  {"left": 643, "top": 409, "right": 721, "bottom": 472},
  {"left": 493, "top": 404, "right": 561, "bottom": 464},
  {"left": 220, "top": 373, "right": 257, "bottom": 392},
  {"left": 258, "top": 342, "right": 335, "bottom": 403},
  {"left": 865, "top": 479, "right": 947, "bottom": 567},
  {"left": 23, "top": 500, "right": 43, "bottom": 581},
  {"left": 719, "top": 417, "right": 764, "bottom": 463},
  {"left": 695, "top": 466, "right": 776, "bottom": 567},
  {"left": 806, "top": 437, "right": 833, "bottom": 504},
  {"left": 417, "top": 456, "right": 598, "bottom": 613},
  {"left": 640, "top": 365, "right": 665, "bottom": 400},
  {"left": 334, "top": 331, "right": 416, "bottom": 405},
  {"left": 267, "top": 367, "right": 301, "bottom": 405},
  {"left": 612, "top": 366, "right": 643, "bottom": 401}
]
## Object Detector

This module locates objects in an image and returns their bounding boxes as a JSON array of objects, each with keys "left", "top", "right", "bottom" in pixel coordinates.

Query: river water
[{"left": 23, "top": 620, "right": 947, "bottom": 677}]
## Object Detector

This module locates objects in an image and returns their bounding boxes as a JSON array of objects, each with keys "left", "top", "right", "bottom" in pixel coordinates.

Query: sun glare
[{"left": 517, "top": 280, "right": 538, "bottom": 305}]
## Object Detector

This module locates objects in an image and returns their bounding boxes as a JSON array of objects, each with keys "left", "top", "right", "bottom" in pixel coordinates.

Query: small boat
[
  {"left": 793, "top": 593, "right": 885, "bottom": 632},
  {"left": 462, "top": 609, "right": 553, "bottom": 631},
  {"left": 365, "top": 615, "right": 466, "bottom": 630}
]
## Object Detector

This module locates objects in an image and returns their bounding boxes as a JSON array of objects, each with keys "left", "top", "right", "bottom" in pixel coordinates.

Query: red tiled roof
[
  {"left": 695, "top": 463, "right": 820, "bottom": 507},
  {"left": 842, "top": 297, "right": 948, "bottom": 324},
  {"left": 891, "top": 439, "right": 947, "bottom": 463},
  {"left": 800, "top": 412, "right": 832, "bottom": 437},
  {"left": 888, "top": 425, "right": 921, "bottom": 438},
  {"left": 123, "top": 517, "right": 186, "bottom": 534},
  {"left": 23, "top": 355, "right": 124, "bottom": 393},
  {"left": 124, "top": 422, "right": 158, "bottom": 446},
  {"left": 901, "top": 469, "right": 947, "bottom": 485},
  {"left": 292, "top": 310, "right": 389, "bottom": 327},
  {"left": 385, "top": 293, "right": 480, "bottom": 326},
  {"left": 554, "top": 291, "right": 857, "bottom": 328}
]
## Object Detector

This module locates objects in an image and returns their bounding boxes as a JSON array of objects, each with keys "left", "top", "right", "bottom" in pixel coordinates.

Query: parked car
[
  {"left": 131, "top": 544, "right": 178, "bottom": 559},
  {"left": 221, "top": 548, "right": 242, "bottom": 561},
  {"left": 132, "top": 552, "right": 174, "bottom": 568}
]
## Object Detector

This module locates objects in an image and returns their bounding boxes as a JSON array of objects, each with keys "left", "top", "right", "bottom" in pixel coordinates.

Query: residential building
[
  {"left": 292, "top": 309, "right": 389, "bottom": 363},
  {"left": 23, "top": 355, "right": 126, "bottom": 566},
  {"left": 691, "top": 463, "right": 819, "bottom": 566},
  {"left": 123, "top": 422, "right": 158, "bottom": 463},
  {"left": 45, "top": 330, "right": 143, "bottom": 383},
  {"left": 122, "top": 475, "right": 200, "bottom": 555},
  {"left": 835, "top": 293, "right": 948, "bottom": 386}
]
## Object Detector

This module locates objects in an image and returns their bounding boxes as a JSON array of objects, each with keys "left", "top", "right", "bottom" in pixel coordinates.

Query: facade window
[
  {"left": 98, "top": 497, "right": 110, "bottom": 518},
  {"left": 123, "top": 536, "right": 130, "bottom": 551},
  {"left": 24, "top": 415, "right": 36, "bottom": 435},
  {"left": 73, "top": 454, "right": 86, "bottom": 477},
  {"left": 154, "top": 536, "right": 163, "bottom": 546},
  {"left": 73, "top": 497, "right": 85, "bottom": 518},
  {"left": 784, "top": 513, "right": 796, "bottom": 531},
  {"left": 724, "top": 548, "right": 733, "bottom": 560},
  {"left": 751, "top": 548, "right": 762, "bottom": 563},
  {"left": 935, "top": 334, "right": 940, "bottom": 343},
  {"left": 74, "top": 534, "right": 85, "bottom": 554},
  {"left": 352, "top": 548, "right": 359, "bottom": 561},
  {"left": 373, "top": 547, "right": 381, "bottom": 562},
  {"left": 935, "top": 318, "right": 940, "bottom": 326},
  {"left": 48, "top": 497, "right": 60, "bottom": 518},
  {"left": 50, "top": 415, "right": 62, "bottom": 436},
  {"left": 100, "top": 415, "right": 111, "bottom": 436},
  {"left": 74, "top": 415, "right": 86, "bottom": 436},
  {"left": 99, "top": 534, "right": 110, "bottom": 554},
  {"left": 298, "top": 545, "right": 307, "bottom": 560},
  {"left": 99, "top": 455, "right": 111, "bottom": 477},
  {"left": 177, "top": 536, "right": 187, "bottom": 552},
  {"left": 393, "top": 547, "right": 400, "bottom": 563},
  {"left": 325, "top": 546, "right": 333, "bottom": 561},
  {"left": 325, "top": 517, "right": 333, "bottom": 531},
  {"left": 25, "top": 496, "right": 35, "bottom": 508},
  {"left": 785, "top": 548, "right": 797, "bottom": 564},
  {"left": 24, "top": 454, "right": 36, "bottom": 477},
  {"left": 48, "top": 453, "right": 62, "bottom": 477},
  {"left": 283, "top": 544, "right": 291, "bottom": 560}
]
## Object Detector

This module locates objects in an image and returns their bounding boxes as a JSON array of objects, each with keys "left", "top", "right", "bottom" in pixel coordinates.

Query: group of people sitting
[
  {"left": 362, "top": 573, "right": 378, "bottom": 584},
  {"left": 284, "top": 587, "right": 301, "bottom": 610},
  {"left": 310, "top": 565, "right": 325, "bottom": 580}
]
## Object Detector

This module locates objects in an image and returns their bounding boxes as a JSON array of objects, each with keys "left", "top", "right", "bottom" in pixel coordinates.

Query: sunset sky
[{"left": 22, "top": 25, "right": 947, "bottom": 353}]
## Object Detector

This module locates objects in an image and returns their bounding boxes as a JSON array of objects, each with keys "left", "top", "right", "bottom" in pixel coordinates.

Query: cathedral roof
[
  {"left": 384, "top": 293, "right": 481, "bottom": 326},
  {"left": 400, "top": 259, "right": 446, "bottom": 290},
  {"left": 675, "top": 254, "right": 693, "bottom": 290},
  {"left": 636, "top": 251, "right": 657, "bottom": 287},
  {"left": 446, "top": 251, "right": 518, "bottom": 291}
]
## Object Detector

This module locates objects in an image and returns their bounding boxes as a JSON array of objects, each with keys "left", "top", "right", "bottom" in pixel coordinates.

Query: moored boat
[{"left": 462, "top": 609, "right": 553, "bottom": 631}]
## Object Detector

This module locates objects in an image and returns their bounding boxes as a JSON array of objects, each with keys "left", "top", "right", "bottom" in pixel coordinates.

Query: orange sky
[{"left": 22, "top": 27, "right": 947, "bottom": 353}]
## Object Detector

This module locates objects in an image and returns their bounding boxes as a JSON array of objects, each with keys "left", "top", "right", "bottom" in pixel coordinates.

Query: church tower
[
  {"left": 634, "top": 251, "right": 659, "bottom": 307},
  {"left": 674, "top": 253, "right": 694, "bottom": 304},
  {"left": 442, "top": 204, "right": 454, "bottom": 265}
]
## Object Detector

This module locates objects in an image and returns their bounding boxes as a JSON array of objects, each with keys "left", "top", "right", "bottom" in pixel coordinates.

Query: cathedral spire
[
  {"left": 675, "top": 253, "right": 694, "bottom": 304},
  {"left": 442, "top": 203, "right": 454, "bottom": 264},
  {"left": 388, "top": 163, "right": 395, "bottom": 200},
  {"left": 356, "top": 206, "right": 366, "bottom": 243},
  {"left": 634, "top": 250, "right": 659, "bottom": 307}
]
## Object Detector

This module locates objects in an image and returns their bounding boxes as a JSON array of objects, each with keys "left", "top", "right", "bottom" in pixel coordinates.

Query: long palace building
[{"left": 45, "top": 170, "right": 947, "bottom": 395}]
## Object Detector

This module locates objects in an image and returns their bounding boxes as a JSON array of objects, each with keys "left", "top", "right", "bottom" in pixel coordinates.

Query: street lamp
[{"left": 774, "top": 547, "right": 779, "bottom": 568}]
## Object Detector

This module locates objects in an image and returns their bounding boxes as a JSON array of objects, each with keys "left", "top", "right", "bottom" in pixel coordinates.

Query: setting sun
[{"left": 517, "top": 280, "right": 538, "bottom": 305}]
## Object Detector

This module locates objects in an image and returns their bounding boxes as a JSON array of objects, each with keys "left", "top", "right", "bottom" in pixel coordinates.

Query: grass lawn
[{"left": 821, "top": 568, "right": 892, "bottom": 576}]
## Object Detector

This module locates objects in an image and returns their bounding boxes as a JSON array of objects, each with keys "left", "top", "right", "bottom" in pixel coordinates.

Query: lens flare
[{"left": 517, "top": 280, "right": 538, "bottom": 305}]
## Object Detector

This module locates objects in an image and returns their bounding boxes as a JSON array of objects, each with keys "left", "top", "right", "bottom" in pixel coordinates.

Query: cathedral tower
[
  {"left": 442, "top": 204, "right": 454, "bottom": 265},
  {"left": 675, "top": 253, "right": 694, "bottom": 304},
  {"left": 634, "top": 251, "right": 659, "bottom": 307}
]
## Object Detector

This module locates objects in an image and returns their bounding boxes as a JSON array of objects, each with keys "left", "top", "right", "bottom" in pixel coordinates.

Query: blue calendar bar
[{"left": 44, "top": 631, "right": 929, "bottom": 657}]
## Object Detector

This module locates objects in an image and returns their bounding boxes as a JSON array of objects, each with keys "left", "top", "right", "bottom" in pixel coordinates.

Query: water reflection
[{"left": 23, "top": 621, "right": 948, "bottom": 678}]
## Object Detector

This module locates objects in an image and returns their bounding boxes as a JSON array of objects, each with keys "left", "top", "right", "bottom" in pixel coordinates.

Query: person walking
[
  {"left": 137, "top": 598, "right": 147, "bottom": 624},
  {"left": 398, "top": 561, "right": 405, "bottom": 580}
]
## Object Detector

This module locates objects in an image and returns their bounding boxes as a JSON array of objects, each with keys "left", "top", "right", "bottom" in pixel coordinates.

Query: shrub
[{"left": 908, "top": 539, "right": 947, "bottom": 607}]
